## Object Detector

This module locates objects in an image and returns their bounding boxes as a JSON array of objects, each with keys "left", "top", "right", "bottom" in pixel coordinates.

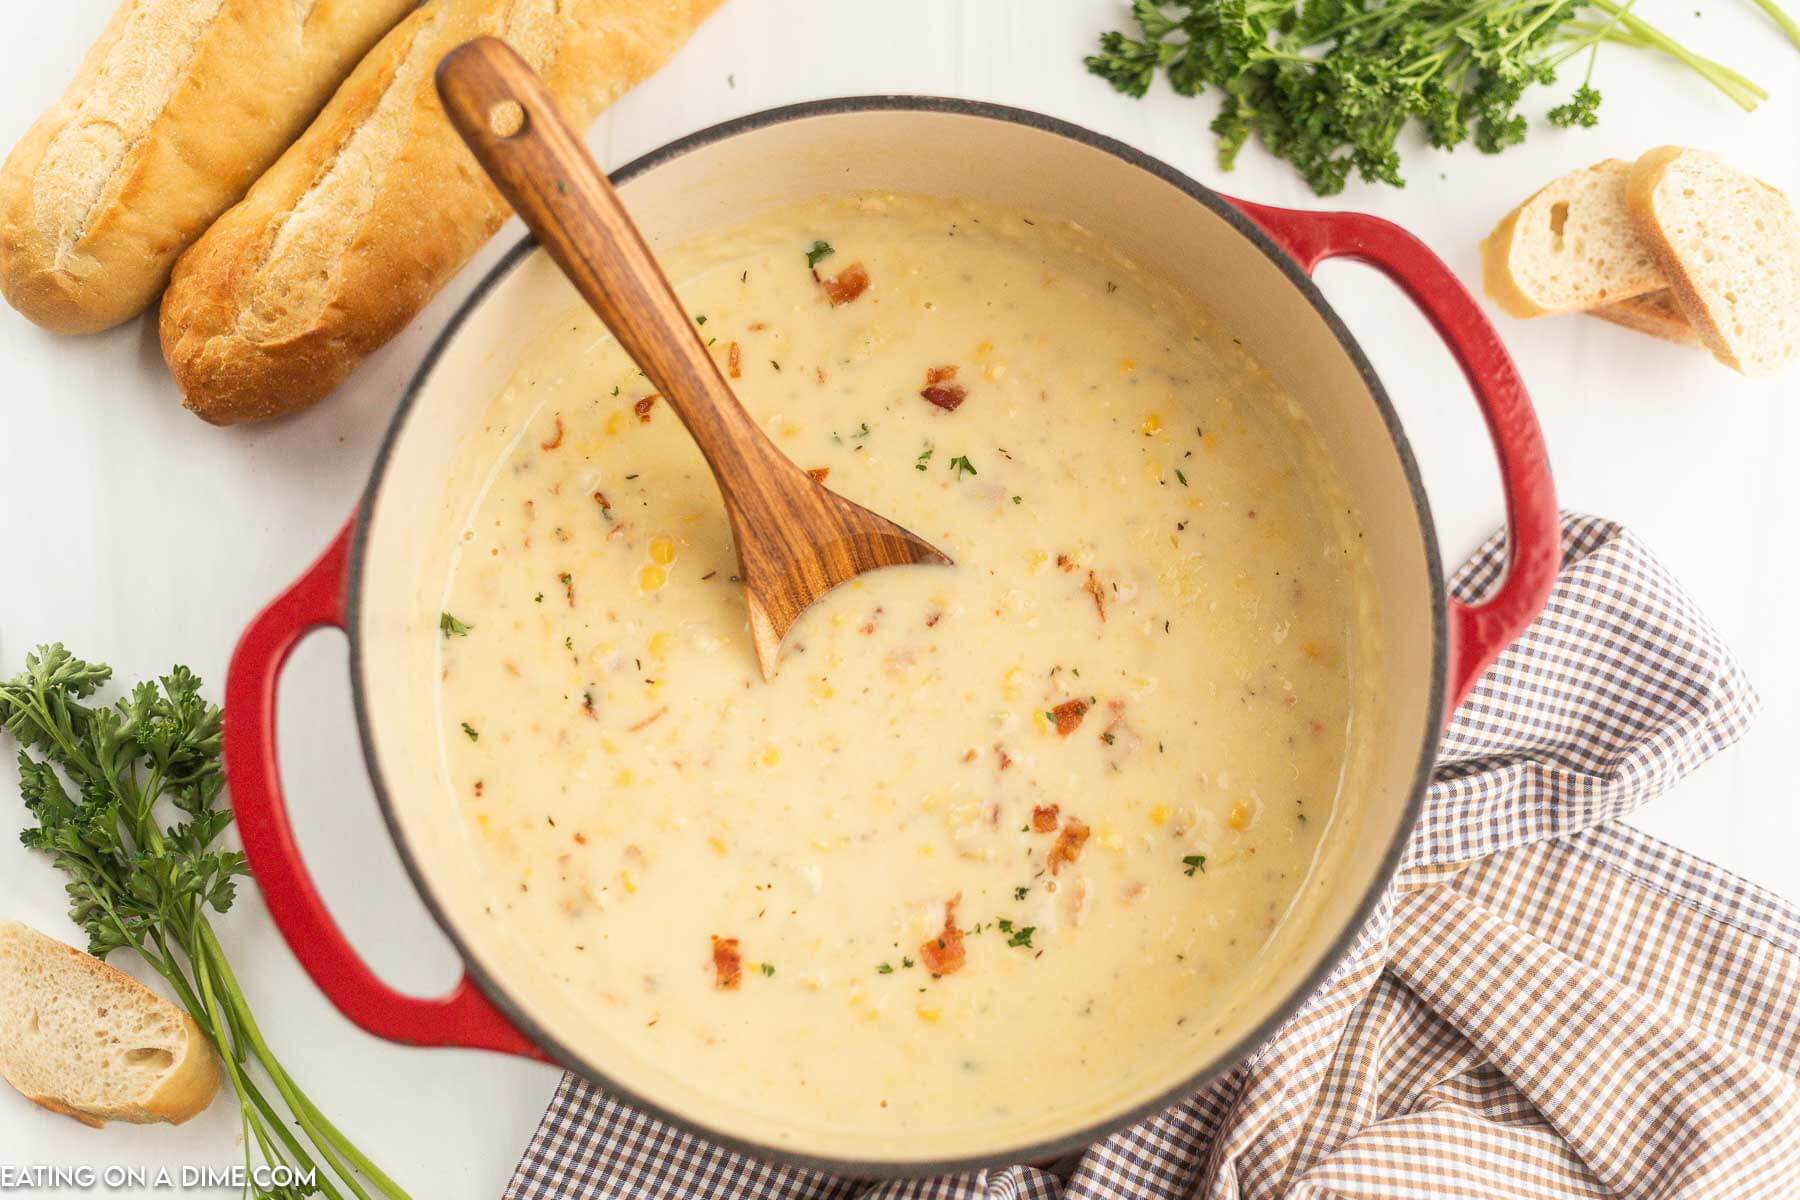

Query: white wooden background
[{"left": 1, "top": 2, "right": 1795, "bottom": 1195}]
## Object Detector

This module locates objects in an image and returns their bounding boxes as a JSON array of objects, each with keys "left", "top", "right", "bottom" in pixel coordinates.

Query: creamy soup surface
[{"left": 433, "top": 193, "right": 1376, "bottom": 1145}]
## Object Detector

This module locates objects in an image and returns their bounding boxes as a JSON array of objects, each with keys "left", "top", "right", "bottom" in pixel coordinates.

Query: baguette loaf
[
  {"left": 1627, "top": 146, "right": 1800, "bottom": 378},
  {"left": 1590, "top": 289, "right": 1701, "bottom": 347},
  {"left": 0, "top": 0, "right": 416, "bottom": 334},
  {"left": 1480, "top": 159, "right": 1665, "bottom": 319},
  {"left": 160, "top": 0, "right": 723, "bottom": 425},
  {"left": 0, "top": 922, "right": 219, "bottom": 1127}
]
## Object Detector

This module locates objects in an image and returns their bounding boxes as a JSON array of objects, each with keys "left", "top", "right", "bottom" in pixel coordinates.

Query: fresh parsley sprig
[
  {"left": 1088, "top": 0, "right": 1783, "bottom": 195},
  {"left": 0, "top": 646, "right": 408, "bottom": 1200}
]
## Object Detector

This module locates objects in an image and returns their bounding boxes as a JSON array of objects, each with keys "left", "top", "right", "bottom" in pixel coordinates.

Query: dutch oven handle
[
  {"left": 224, "top": 518, "right": 542, "bottom": 1058},
  {"left": 1231, "top": 200, "right": 1560, "bottom": 715}
]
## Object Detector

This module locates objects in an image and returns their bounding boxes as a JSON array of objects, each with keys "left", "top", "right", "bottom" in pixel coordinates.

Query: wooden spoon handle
[{"left": 436, "top": 37, "right": 776, "bottom": 476}]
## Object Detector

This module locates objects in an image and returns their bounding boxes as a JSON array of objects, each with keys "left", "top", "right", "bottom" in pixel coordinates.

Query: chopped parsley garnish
[
  {"left": 534, "top": 592, "right": 544, "bottom": 603},
  {"left": 1012, "top": 495, "right": 1022, "bottom": 505},
  {"left": 1102, "top": 732, "right": 1116, "bottom": 745},
  {"left": 770, "top": 359, "right": 781, "bottom": 372},
  {"left": 853, "top": 422, "right": 872, "bottom": 438},
  {"left": 1175, "top": 468, "right": 1189, "bottom": 487},
  {"left": 759, "top": 963, "right": 775, "bottom": 977},
  {"left": 948, "top": 455, "right": 977, "bottom": 479},
  {"left": 1013, "top": 886, "right": 1030, "bottom": 901},
  {"left": 439, "top": 612, "right": 473, "bottom": 637},
  {"left": 915, "top": 446, "right": 934, "bottom": 472},
  {"left": 461, "top": 722, "right": 479, "bottom": 742},
  {"left": 1006, "top": 925, "right": 1036, "bottom": 949},
  {"left": 1182, "top": 854, "right": 1207, "bottom": 877},
  {"left": 694, "top": 313, "right": 708, "bottom": 325},
  {"left": 805, "top": 239, "right": 835, "bottom": 269},
  {"left": 902, "top": 956, "right": 914, "bottom": 968},
  {"left": 877, "top": 963, "right": 895, "bottom": 974}
]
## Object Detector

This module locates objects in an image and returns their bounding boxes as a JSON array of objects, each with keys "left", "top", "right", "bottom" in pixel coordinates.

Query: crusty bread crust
[
  {"left": 0, "top": 0, "right": 415, "bottom": 334},
  {"left": 1627, "top": 146, "right": 1800, "bottom": 378},
  {"left": 0, "top": 922, "right": 219, "bottom": 1127},
  {"left": 1589, "top": 289, "right": 1702, "bottom": 347},
  {"left": 160, "top": 0, "right": 725, "bottom": 425}
]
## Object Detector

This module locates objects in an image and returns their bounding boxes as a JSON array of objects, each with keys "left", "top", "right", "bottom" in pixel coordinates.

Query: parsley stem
[
  {"left": 1747, "top": 0, "right": 1800, "bottom": 48},
  {"left": 1587, "top": 0, "right": 1764, "bottom": 108}
]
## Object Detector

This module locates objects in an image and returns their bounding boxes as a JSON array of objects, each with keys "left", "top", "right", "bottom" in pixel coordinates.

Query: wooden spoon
[{"left": 435, "top": 38, "right": 951, "bottom": 680}]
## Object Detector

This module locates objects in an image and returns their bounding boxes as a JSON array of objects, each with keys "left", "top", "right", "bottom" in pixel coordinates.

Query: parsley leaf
[
  {"left": 1183, "top": 854, "right": 1207, "bottom": 877},
  {"left": 948, "top": 454, "right": 977, "bottom": 479},
  {"left": 805, "top": 239, "right": 835, "bottom": 269},
  {"left": 440, "top": 612, "right": 473, "bottom": 637}
]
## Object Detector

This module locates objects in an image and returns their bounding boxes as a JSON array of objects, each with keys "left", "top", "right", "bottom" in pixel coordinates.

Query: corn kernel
[
  {"left": 1202, "top": 433, "right": 1218, "bottom": 450},
  {"left": 1229, "top": 800, "right": 1253, "bottom": 830},
  {"left": 810, "top": 675, "right": 836, "bottom": 700},
  {"left": 1098, "top": 826, "right": 1124, "bottom": 850},
  {"left": 762, "top": 747, "right": 781, "bottom": 766},
  {"left": 915, "top": 1006, "right": 942, "bottom": 1023},
  {"left": 1149, "top": 805, "right": 1170, "bottom": 827},
  {"left": 621, "top": 869, "right": 637, "bottom": 894},
  {"left": 1141, "top": 413, "right": 1162, "bottom": 435},
  {"left": 976, "top": 340, "right": 994, "bottom": 357},
  {"left": 649, "top": 536, "right": 677, "bottom": 564},
  {"left": 1002, "top": 666, "right": 1023, "bottom": 701},
  {"left": 1032, "top": 709, "right": 1050, "bottom": 734},
  {"left": 638, "top": 565, "right": 667, "bottom": 591},
  {"left": 604, "top": 411, "right": 625, "bottom": 436},
  {"left": 1302, "top": 641, "right": 1321, "bottom": 660},
  {"left": 648, "top": 632, "right": 672, "bottom": 659},
  {"left": 708, "top": 836, "right": 727, "bottom": 856},
  {"left": 615, "top": 769, "right": 634, "bottom": 788}
]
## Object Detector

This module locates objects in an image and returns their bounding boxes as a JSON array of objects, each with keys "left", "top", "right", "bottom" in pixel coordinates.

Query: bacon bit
[
  {"left": 1123, "top": 880, "right": 1147, "bottom": 903},
  {"left": 503, "top": 660, "right": 521, "bottom": 677},
  {"left": 1055, "top": 553, "right": 1074, "bottom": 573},
  {"left": 524, "top": 499, "right": 535, "bottom": 520},
  {"left": 606, "top": 523, "right": 629, "bottom": 543},
  {"left": 1032, "top": 804, "right": 1061, "bottom": 833},
  {"left": 540, "top": 415, "right": 564, "bottom": 451},
  {"left": 996, "top": 746, "right": 1013, "bottom": 771},
  {"left": 627, "top": 705, "right": 668, "bottom": 733},
  {"left": 1046, "top": 818, "right": 1090, "bottom": 874},
  {"left": 473, "top": 780, "right": 484, "bottom": 797},
  {"left": 727, "top": 341, "right": 742, "bottom": 379},
  {"left": 711, "top": 936, "right": 742, "bottom": 990},
  {"left": 581, "top": 692, "right": 597, "bottom": 719},
  {"left": 815, "top": 366, "right": 828, "bottom": 385},
  {"left": 1051, "top": 699, "right": 1089, "bottom": 736},
  {"left": 806, "top": 466, "right": 831, "bottom": 484},
  {"left": 748, "top": 321, "right": 768, "bottom": 331},
  {"left": 593, "top": 490, "right": 611, "bottom": 513},
  {"left": 1068, "top": 878, "right": 1088, "bottom": 925},
  {"left": 634, "top": 394, "right": 659, "bottom": 422},
  {"left": 920, "top": 383, "right": 967, "bottom": 412},
  {"left": 962, "top": 749, "right": 978, "bottom": 763},
  {"left": 573, "top": 832, "right": 588, "bottom": 846},
  {"left": 925, "top": 610, "right": 942, "bottom": 628},
  {"left": 925, "top": 364, "right": 959, "bottom": 386},
  {"left": 818, "top": 261, "right": 869, "bottom": 305},
  {"left": 918, "top": 896, "right": 966, "bottom": 977},
  {"left": 1084, "top": 570, "right": 1107, "bottom": 622}
]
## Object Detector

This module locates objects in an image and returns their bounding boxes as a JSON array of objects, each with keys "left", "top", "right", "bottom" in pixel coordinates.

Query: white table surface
[{"left": 2, "top": 2, "right": 1796, "bottom": 1194}]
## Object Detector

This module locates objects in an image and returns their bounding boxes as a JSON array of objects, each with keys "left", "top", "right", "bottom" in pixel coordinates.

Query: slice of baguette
[
  {"left": 0, "top": 0, "right": 417, "bottom": 334},
  {"left": 0, "top": 922, "right": 219, "bottom": 1127},
  {"left": 1589, "top": 289, "right": 1702, "bottom": 347},
  {"left": 160, "top": 0, "right": 724, "bottom": 425},
  {"left": 1481, "top": 159, "right": 1666, "bottom": 318},
  {"left": 1627, "top": 147, "right": 1800, "bottom": 378}
]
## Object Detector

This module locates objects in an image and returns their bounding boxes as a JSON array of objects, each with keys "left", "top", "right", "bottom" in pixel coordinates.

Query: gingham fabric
[{"left": 506, "top": 514, "right": 1796, "bottom": 1200}]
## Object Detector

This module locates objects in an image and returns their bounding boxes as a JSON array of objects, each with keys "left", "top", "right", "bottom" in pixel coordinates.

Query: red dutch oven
[{"left": 223, "top": 99, "right": 1557, "bottom": 1174}]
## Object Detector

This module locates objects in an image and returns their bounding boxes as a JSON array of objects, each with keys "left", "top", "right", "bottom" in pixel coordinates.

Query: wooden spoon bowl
[{"left": 435, "top": 37, "right": 951, "bottom": 679}]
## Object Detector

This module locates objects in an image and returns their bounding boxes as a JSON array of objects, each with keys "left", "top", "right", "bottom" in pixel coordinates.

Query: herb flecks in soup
[{"left": 435, "top": 193, "right": 1373, "bottom": 1142}]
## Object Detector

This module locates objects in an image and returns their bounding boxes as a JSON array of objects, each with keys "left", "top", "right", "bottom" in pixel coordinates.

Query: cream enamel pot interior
[{"left": 224, "top": 98, "right": 1559, "bottom": 1175}]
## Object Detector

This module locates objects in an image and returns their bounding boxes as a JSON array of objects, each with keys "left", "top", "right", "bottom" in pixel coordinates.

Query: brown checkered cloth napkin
[{"left": 505, "top": 513, "right": 1799, "bottom": 1200}]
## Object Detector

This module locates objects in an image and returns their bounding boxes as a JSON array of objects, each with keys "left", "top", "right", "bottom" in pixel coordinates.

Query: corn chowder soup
[{"left": 433, "top": 194, "right": 1377, "bottom": 1142}]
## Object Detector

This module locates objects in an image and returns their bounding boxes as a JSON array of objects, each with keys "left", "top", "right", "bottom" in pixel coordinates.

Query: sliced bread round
[
  {"left": 1627, "top": 147, "right": 1800, "bottom": 378},
  {"left": 0, "top": 921, "right": 219, "bottom": 1126},
  {"left": 1481, "top": 159, "right": 1666, "bottom": 318}
]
